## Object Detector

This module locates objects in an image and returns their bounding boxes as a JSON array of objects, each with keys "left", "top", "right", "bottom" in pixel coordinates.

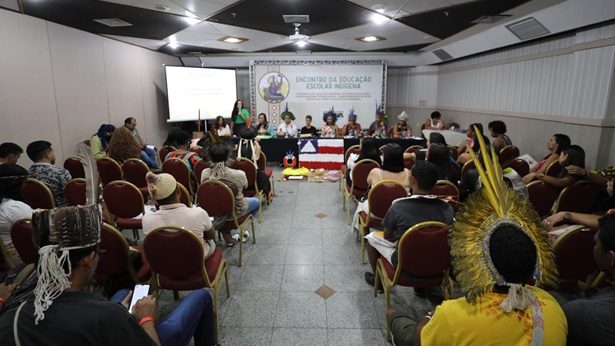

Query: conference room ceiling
[{"left": 2, "top": 0, "right": 532, "bottom": 55}]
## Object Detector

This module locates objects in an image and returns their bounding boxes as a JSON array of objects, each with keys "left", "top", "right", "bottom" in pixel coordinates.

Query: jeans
[
  {"left": 141, "top": 147, "right": 158, "bottom": 169},
  {"left": 111, "top": 289, "right": 216, "bottom": 346},
  {"left": 245, "top": 197, "right": 260, "bottom": 216}
]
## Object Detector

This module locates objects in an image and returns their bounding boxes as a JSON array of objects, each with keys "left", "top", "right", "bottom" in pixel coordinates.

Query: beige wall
[{"left": 0, "top": 9, "right": 180, "bottom": 167}]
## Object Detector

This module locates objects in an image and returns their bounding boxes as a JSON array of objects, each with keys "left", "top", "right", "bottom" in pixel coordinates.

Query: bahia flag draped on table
[{"left": 299, "top": 139, "right": 345, "bottom": 170}]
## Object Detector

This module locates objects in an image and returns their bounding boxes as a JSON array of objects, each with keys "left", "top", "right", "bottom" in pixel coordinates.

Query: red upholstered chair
[
  {"left": 552, "top": 180, "right": 601, "bottom": 214},
  {"left": 121, "top": 158, "right": 150, "bottom": 200},
  {"left": 22, "top": 178, "right": 55, "bottom": 209},
  {"left": 343, "top": 159, "right": 380, "bottom": 223},
  {"left": 144, "top": 226, "right": 229, "bottom": 339},
  {"left": 177, "top": 182, "right": 193, "bottom": 208},
  {"left": 63, "top": 156, "right": 85, "bottom": 179},
  {"left": 64, "top": 178, "right": 86, "bottom": 206},
  {"left": 358, "top": 181, "right": 408, "bottom": 263},
  {"left": 374, "top": 221, "right": 452, "bottom": 341},
  {"left": 404, "top": 145, "right": 424, "bottom": 155},
  {"left": 162, "top": 158, "right": 193, "bottom": 195},
  {"left": 545, "top": 161, "right": 562, "bottom": 177},
  {"left": 460, "top": 159, "right": 476, "bottom": 178},
  {"left": 194, "top": 159, "right": 209, "bottom": 183},
  {"left": 257, "top": 153, "right": 275, "bottom": 196},
  {"left": 339, "top": 145, "right": 360, "bottom": 191},
  {"left": 505, "top": 158, "right": 530, "bottom": 177},
  {"left": 10, "top": 219, "right": 37, "bottom": 265},
  {"left": 95, "top": 223, "right": 151, "bottom": 287},
  {"left": 159, "top": 145, "right": 176, "bottom": 164},
  {"left": 499, "top": 145, "right": 520, "bottom": 165},
  {"left": 448, "top": 145, "right": 459, "bottom": 161},
  {"left": 97, "top": 157, "right": 123, "bottom": 187},
  {"left": 448, "top": 161, "right": 461, "bottom": 183},
  {"left": 527, "top": 181, "right": 560, "bottom": 217},
  {"left": 196, "top": 180, "right": 255, "bottom": 266},
  {"left": 0, "top": 239, "right": 15, "bottom": 271},
  {"left": 403, "top": 158, "right": 415, "bottom": 171},
  {"left": 102, "top": 180, "right": 144, "bottom": 241},
  {"left": 432, "top": 180, "right": 460, "bottom": 208},
  {"left": 553, "top": 226, "right": 598, "bottom": 295},
  {"left": 232, "top": 158, "right": 264, "bottom": 222}
]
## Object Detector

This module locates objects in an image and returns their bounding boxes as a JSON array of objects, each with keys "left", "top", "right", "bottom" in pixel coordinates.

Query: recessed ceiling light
[
  {"left": 168, "top": 42, "right": 180, "bottom": 49},
  {"left": 182, "top": 16, "right": 201, "bottom": 25},
  {"left": 370, "top": 13, "right": 389, "bottom": 24},
  {"left": 218, "top": 36, "right": 248, "bottom": 44},
  {"left": 357, "top": 35, "right": 385, "bottom": 42},
  {"left": 295, "top": 40, "right": 309, "bottom": 48},
  {"left": 423, "top": 35, "right": 431, "bottom": 39},
  {"left": 168, "top": 35, "right": 177, "bottom": 43},
  {"left": 154, "top": 5, "right": 170, "bottom": 12},
  {"left": 372, "top": 4, "right": 387, "bottom": 13}
]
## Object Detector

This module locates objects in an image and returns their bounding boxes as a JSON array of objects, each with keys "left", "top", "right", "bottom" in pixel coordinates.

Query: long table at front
[{"left": 251, "top": 137, "right": 426, "bottom": 165}]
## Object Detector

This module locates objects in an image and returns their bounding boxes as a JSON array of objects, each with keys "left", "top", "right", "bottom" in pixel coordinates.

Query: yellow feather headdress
[{"left": 451, "top": 126, "right": 558, "bottom": 304}]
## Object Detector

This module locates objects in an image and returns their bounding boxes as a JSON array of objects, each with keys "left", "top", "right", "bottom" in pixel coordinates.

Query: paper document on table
[
  {"left": 548, "top": 224, "right": 585, "bottom": 237},
  {"left": 518, "top": 154, "right": 538, "bottom": 169},
  {"left": 365, "top": 231, "right": 397, "bottom": 248}
]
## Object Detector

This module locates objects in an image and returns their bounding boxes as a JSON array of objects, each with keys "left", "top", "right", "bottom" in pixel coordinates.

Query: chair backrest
[
  {"left": 367, "top": 181, "right": 408, "bottom": 220},
  {"left": 432, "top": 180, "right": 460, "bottom": 206},
  {"left": 460, "top": 159, "right": 476, "bottom": 177},
  {"left": 121, "top": 158, "right": 149, "bottom": 188},
  {"left": 553, "top": 180, "right": 601, "bottom": 214},
  {"left": 194, "top": 159, "right": 210, "bottom": 182},
  {"left": 505, "top": 159, "right": 530, "bottom": 177},
  {"left": 144, "top": 227, "right": 208, "bottom": 284},
  {"left": 64, "top": 178, "right": 86, "bottom": 206},
  {"left": 10, "top": 219, "right": 37, "bottom": 265},
  {"left": 526, "top": 181, "right": 560, "bottom": 217},
  {"left": 22, "top": 178, "right": 55, "bottom": 209},
  {"left": 159, "top": 146, "right": 176, "bottom": 163},
  {"left": 404, "top": 145, "right": 424, "bottom": 154},
  {"left": 344, "top": 145, "right": 361, "bottom": 163},
  {"left": 350, "top": 159, "right": 380, "bottom": 191},
  {"left": 63, "top": 156, "right": 85, "bottom": 179},
  {"left": 162, "top": 158, "right": 192, "bottom": 194},
  {"left": 545, "top": 160, "right": 562, "bottom": 177},
  {"left": 499, "top": 145, "right": 520, "bottom": 164},
  {"left": 96, "top": 157, "right": 123, "bottom": 187},
  {"left": 96, "top": 223, "right": 131, "bottom": 278},
  {"left": 394, "top": 221, "right": 451, "bottom": 282},
  {"left": 256, "top": 153, "right": 268, "bottom": 171},
  {"left": 553, "top": 226, "right": 597, "bottom": 288},
  {"left": 196, "top": 180, "right": 235, "bottom": 217},
  {"left": 448, "top": 145, "right": 459, "bottom": 161},
  {"left": 403, "top": 159, "right": 415, "bottom": 171},
  {"left": 232, "top": 158, "right": 258, "bottom": 192},
  {"left": 177, "top": 182, "right": 192, "bottom": 207},
  {"left": 102, "top": 180, "right": 144, "bottom": 218}
]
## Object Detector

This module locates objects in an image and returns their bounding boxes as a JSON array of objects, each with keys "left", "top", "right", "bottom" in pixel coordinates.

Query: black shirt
[
  {"left": 0, "top": 291, "right": 155, "bottom": 346},
  {"left": 300, "top": 126, "right": 318, "bottom": 137}
]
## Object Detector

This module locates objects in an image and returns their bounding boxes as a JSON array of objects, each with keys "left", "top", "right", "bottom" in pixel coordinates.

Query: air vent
[
  {"left": 93, "top": 18, "right": 133, "bottom": 27},
  {"left": 433, "top": 49, "right": 453, "bottom": 61},
  {"left": 283, "top": 15, "right": 310, "bottom": 24},
  {"left": 471, "top": 14, "right": 511, "bottom": 24},
  {"left": 506, "top": 17, "right": 549, "bottom": 41}
]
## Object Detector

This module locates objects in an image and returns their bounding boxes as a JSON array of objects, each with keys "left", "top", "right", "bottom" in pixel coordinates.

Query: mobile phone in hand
[{"left": 129, "top": 284, "right": 150, "bottom": 314}]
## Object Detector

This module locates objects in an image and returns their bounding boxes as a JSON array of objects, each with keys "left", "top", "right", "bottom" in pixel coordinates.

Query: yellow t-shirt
[{"left": 421, "top": 286, "right": 567, "bottom": 346}]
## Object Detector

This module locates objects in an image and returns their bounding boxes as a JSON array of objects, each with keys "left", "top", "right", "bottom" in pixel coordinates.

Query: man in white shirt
[
  {"left": 276, "top": 112, "right": 298, "bottom": 138},
  {"left": 142, "top": 172, "right": 216, "bottom": 259}
]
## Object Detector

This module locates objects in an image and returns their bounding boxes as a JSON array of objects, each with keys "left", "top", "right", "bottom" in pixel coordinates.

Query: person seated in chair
[
  {"left": 26, "top": 140, "right": 72, "bottom": 207},
  {"left": 254, "top": 113, "right": 274, "bottom": 137},
  {"left": 0, "top": 205, "right": 217, "bottom": 346},
  {"left": 124, "top": 117, "right": 158, "bottom": 169},
  {"left": 368, "top": 112, "right": 387, "bottom": 138},
  {"left": 0, "top": 164, "right": 32, "bottom": 266},
  {"left": 277, "top": 111, "right": 298, "bottom": 139},
  {"left": 0, "top": 142, "right": 23, "bottom": 165},
  {"left": 341, "top": 109, "right": 362, "bottom": 138},
  {"left": 524, "top": 134, "right": 570, "bottom": 180},
  {"left": 364, "top": 161, "right": 455, "bottom": 289},
  {"left": 423, "top": 111, "right": 445, "bottom": 130},
  {"left": 299, "top": 115, "right": 318, "bottom": 137},
  {"left": 89, "top": 124, "right": 115, "bottom": 160},
  {"left": 165, "top": 130, "right": 202, "bottom": 173},
  {"left": 524, "top": 144, "right": 585, "bottom": 188},
  {"left": 488, "top": 120, "right": 512, "bottom": 155},
  {"left": 321, "top": 109, "right": 340, "bottom": 138},
  {"left": 456, "top": 123, "right": 490, "bottom": 165},
  {"left": 392, "top": 111, "right": 413, "bottom": 138}
]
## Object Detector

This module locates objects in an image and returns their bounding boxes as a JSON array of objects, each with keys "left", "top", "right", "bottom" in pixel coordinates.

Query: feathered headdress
[
  {"left": 451, "top": 126, "right": 557, "bottom": 344},
  {"left": 348, "top": 107, "right": 357, "bottom": 121},
  {"left": 323, "top": 106, "right": 340, "bottom": 124},
  {"left": 280, "top": 102, "right": 295, "bottom": 120}
]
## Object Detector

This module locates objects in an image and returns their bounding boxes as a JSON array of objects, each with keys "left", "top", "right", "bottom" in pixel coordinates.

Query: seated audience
[
  {"left": 163, "top": 126, "right": 182, "bottom": 148},
  {"left": 364, "top": 161, "right": 455, "bottom": 288},
  {"left": 392, "top": 111, "right": 413, "bottom": 138},
  {"left": 427, "top": 143, "right": 458, "bottom": 183},
  {"left": 321, "top": 110, "right": 340, "bottom": 138},
  {"left": 341, "top": 109, "right": 361, "bottom": 138},
  {"left": 526, "top": 134, "right": 570, "bottom": 178},
  {"left": 0, "top": 164, "right": 32, "bottom": 265},
  {"left": 457, "top": 123, "right": 491, "bottom": 164},
  {"left": 201, "top": 143, "right": 260, "bottom": 220},
  {"left": 368, "top": 112, "right": 387, "bottom": 138},
  {"left": 214, "top": 116, "right": 231, "bottom": 138},
  {"left": 0, "top": 143, "right": 23, "bottom": 165},
  {"left": 237, "top": 128, "right": 271, "bottom": 198},
  {"left": 124, "top": 117, "right": 158, "bottom": 169},
  {"left": 142, "top": 172, "right": 223, "bottom": 254},
  {"left": 254, "top": 113, "right": 274, "bottom": 137},
  {"left": 524, "top": 144, "right": 585, "bottom": 188},
  {"left": 423, "top": 111, "right": 445, "bottom": 130},
  {"left": 165, "top": 130, "right": 202, "bottom": 172},
  {"left": 300, "top": 115, "right": 318, "bottom": 137},
  {"left": 277, "top": 110, "right": 298, "bottom": 139},
  {"left": 89, "top": 124, "right": 115, "bottom": 160},
  {"left": 346, "top": 137, "right": 382, "bottom": 186},
  {"left": 488, "top": 120, "right": 512, "bottom": 154},
  {"left": 26, "top": 141, "right": 71, "bottom": 207},
  {"left": 108, "top": 127, "right": 141, "bottom": 164},
  {"left": 0, "top": 205, "right": 216, "bottom": 345}
]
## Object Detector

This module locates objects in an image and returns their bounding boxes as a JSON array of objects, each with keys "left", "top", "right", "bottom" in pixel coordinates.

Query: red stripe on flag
[
  {"left": 317, "top": 146, "right": 345, "bottom": 154},
  {"left": 300, "top": 162, "right": 344, "bottom": 170}
]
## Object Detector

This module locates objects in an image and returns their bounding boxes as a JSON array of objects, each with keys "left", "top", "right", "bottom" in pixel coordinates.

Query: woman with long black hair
[{"left": 231, "top": 100, "right": 251, "bottom": 136}]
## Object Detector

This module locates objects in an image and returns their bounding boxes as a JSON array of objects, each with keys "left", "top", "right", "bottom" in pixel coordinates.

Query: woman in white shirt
[
  {"left": 277, "top": 112, "right": 298, "bottom": 138},
  {"left": 214, "top": 116, "right": 231, "bottom": 138},
  {"left": 0, "top": 164, "right": 33, "bottom": 265}
]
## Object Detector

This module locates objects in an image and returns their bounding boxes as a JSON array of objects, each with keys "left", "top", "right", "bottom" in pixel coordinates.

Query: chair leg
[
  {"left": 212, "top": 284, "right": 219, "bottom": 343},
  {"left": 238, "top": 229, "right": 243, "bottom": 267},
  {"left": 173, "top": 290, "right": 179, "bottom": 301},
  {"left": 223, "top": 263, "right": 230, "bottom": 298},
  {"left": 132, "top": 228, "right": 139, "bottom": 241},
  {"left": 257, "top": 200, "right": 263, "bottom": 223},
  {"left": 345, "top": 198, "right": 351, "bottom": 225},
  {"left": 360, "top": 226, "right": 367, "bottom": 264},
  {"left": 384, "top": 282, "right": 392, "bottom": 342},
  {"left": 250, "top": 218, "right": 256, "bottom": 244},
  {"left": 373, "top": 264, "right": 380, "bottom": 298}
]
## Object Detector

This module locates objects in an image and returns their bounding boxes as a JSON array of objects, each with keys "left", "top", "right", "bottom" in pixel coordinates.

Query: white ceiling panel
[
  {"left": 0, "top": 0, "right": 19, "bottom": 11},
  {"left": 347, "top": 0, "right": 409, "bottom": 18},
  {"left": 310, "top": 19, "right": 438, "bottom": 51},
  {"left": 101, "top": 0, "right": 189, "bottom": 16},
  {"left": 171, "top": 0, "right": 238, "bottom": 19},
  {"left": 103, "top": 34, "right": 168, "bottom": 50},
  {"left": 174, "top": 22, "right": 286, "bottom": 52}
]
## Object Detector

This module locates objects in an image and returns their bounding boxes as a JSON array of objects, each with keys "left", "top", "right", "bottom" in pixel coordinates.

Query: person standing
[
  {"left": 123, "top": 117, "right": 158, "bottom": 169},
  {"left": 231, "top": 100, "right": 251, "bottom": 136}
]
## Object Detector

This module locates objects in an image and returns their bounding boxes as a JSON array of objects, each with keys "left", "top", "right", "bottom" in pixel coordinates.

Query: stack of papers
[{"left": 365, "top": 231, "right": 397, "bottom": 248}]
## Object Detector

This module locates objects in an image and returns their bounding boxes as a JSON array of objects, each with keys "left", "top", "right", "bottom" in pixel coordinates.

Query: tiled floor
[{"left": 198, "top": 175, "right": 438, "bottom": 346}]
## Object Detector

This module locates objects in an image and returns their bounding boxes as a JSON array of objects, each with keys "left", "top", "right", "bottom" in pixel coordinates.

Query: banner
[{"left": 251, "top": 61, "right": 385, "bottom": 130}]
